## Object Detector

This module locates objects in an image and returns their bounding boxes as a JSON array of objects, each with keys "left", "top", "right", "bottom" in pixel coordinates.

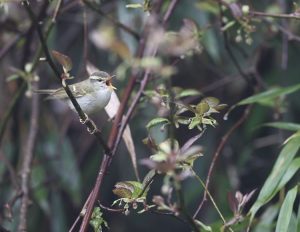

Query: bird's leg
[
  {"left": 87, "top": 122, "right": 98, "bottom": 134},
  {"left": 80, "top": 113, "right": 98, "bottom": 134},
  {"left": 79, "top": 113, "right": 89, "bottom": 124}
]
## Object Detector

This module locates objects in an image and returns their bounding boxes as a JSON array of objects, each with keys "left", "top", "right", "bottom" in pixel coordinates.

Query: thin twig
[
  {"left": 275, "top": 22, "right": 300, "bottom": 42},
  {"left": 82, "top": 5, "right": 88, "bottom": 72},
  {"left": 193, "top": 105, "right": 252, "bottom": 218},
  {"left": 11, "top": 0, "right": 48, "bottom": 164},
  {"left": 138, "top": 172, "right": 158, "bottom": 198},
  {"left": 82, "top": 0, "right": 140, "bottom": 40},
  {"left": 191, "top": 170, "right": 229, "bottom": 227},
  {"left": 78, "top": 154, "right": 110, "bottom": 232},
  {"left": 0, "top": 4, "right": 60, "bottom": 224},
  {"left": 60, "top": 0, "right": 81, "bottom": 14},
  {"left": 174, "top": 178, "right": 200, "bottom": 232},
  {"left": 279, "top": 0, "right": 288, "bottom": 69},
  {"left": 0, "top": 83, "right": 27, "bottom": 145},
  {"left": 0, "top": 34, "right": 22, "bottom": 60},
  {"left": 220, "top": 19, "right": 252, "bottom": 85},
  {"left": 215, "top": 0, "right": 300, "bottom": 20},
  {"left": 99, "top": 203, "right": 125, "bottom": 213},
  {"left": 52, "top": 0, "right": 62, "bottom": 22},
  {"left": 18, "top": 81, "right": 40, "bottom": 232},
  {"left": 0, "top": 150, "right": 19, "bottom": 190},
  {"left": 69, "top": 191, "right": 93, "bottom": 232},
  {"left": 111, "top": 70, "right": 151, "bottom": 156},
  {"left": 0, "top": 2, "right": 56, "bottom": 147},
  {"left": 250, "top": 10, "right": 300, "bottom": 20},
  {"left": 163, "top": 0, "right": 179, "bottom": 23}
]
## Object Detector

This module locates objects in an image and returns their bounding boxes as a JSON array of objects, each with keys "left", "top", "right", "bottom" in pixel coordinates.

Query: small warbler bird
[{"left": 36, "top": 71, "right": 115, "bottom": 114}]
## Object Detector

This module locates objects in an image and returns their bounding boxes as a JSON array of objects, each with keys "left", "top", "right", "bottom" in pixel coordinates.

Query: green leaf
[
  {"left": 275, "top": 186, "right": 298, "bottom": 232},
  {"left": 31, "top": 166, "right": 50, "bottom": 214},
  {"left": 51, "top": 50, "right": 72, "bottom": 73},
  {"left": 222, "top": 21, "right": 236, "bottom": 31},
  {"left": 196, "top": 2, "right": 219, "bottom": 14},
  {"left": 142, "top": 170, "right": 156, "bottom": 188},
  {"left": 90, "top": 207, "right": 108, "bottom": 232},
  {"left": 196, "top": 102, "right": 209, "bottom": 115},
  {"left": 204, "top": 97, "right": 220, "bottom": 107},
  {"left": 179, "top": 146, "right": 203, "bottom": 168},
  {"left": 253, "top": 205, "right": 279, "bottom": 232},
  {"left": 6, "top": 74, "right": 21, "bottom": 82},
  {"left": 113, "top": 185, "right": 133, "bottom": 199},
  {"left": 51, "top": 192, "right": 68, "bottom": 232},
  {"left": 297, "top": 199, "right": 300, "bottom": 232},
  {"left": 238, "top": 84, "right": 300, "bottom": 106},
  {"left": 146, "top": 118, "right": 170, "bottom": 130},
  {"left": 284, "top": 130, "right": 300, "bottom": 144},
  {"left": 277, "top": 157, "right": 300, "bottom": 190},
  {"left": 159, "top": 139, "right": 179, "bottom": 153},
  {"left": 188, "top": 117, "right": 202, "bottom": 129},
  {"left": 194, "top": 219, "right": 212, "bottom": 231},
  {"left": 175, "top": 116, "right": 191, "bottom": 125},
  {"left": 143, "top": 90, "right": 157, "bottom": 98},
  {"left": 264, "top": 122, "right": 300, "bottom": 131},
  {"left": 126, "top": 4, "right": 143, "bottom": 9},
  {"left": 48, "top": 136, "right": 81, "bottom": 205},
  {"left": 126, "top": 181, "right": 145, "bottom": 198},
  {"left": 150, "top": 139, "right": 180, "bottom": 162},
  {"left": 139, "top": 57, "right": 162, "bottom": 69},
  {"left": 113, "top": 181, "right": 135, "bottom": 198},
  {"left": 202, "top": 29, "right": 220, "bottom": 62},
  {"left": 214, "top": 104, "right": 227, "bottom": 111},
  {"left": 113, "top": 181, "right": 145, "bottom": 199},
  {"left": 176, "top": 89, "right": 201, "bottom": 99},
  {"left": 151, "top": 153, "right": 168, "bottom": 162},
  {"left": 202, "top": 117, "right": 217, "bottom": 126},
  {"left": 287, "top": 213, "right": 297, "bottom": 232},
  {"left": 249, "top": 135, "right": 300, "bottom": 222}
]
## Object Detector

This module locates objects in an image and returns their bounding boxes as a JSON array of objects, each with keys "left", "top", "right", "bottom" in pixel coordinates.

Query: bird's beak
[{"left": 106, "top": 76, "right": 117, "bottom": 91}]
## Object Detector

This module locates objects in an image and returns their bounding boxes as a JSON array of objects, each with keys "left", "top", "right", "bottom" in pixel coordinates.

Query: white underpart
[{"left": 67, "top": 86, "right": 112, "bottom": 114}]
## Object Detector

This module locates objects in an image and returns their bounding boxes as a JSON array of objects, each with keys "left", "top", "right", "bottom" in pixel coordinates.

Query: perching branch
[
  {"left": 18, "top": 80, "right": 39, "bottom": 232},
  {"left": 22, "top": 0, "right": 111, "bottom": 155}
]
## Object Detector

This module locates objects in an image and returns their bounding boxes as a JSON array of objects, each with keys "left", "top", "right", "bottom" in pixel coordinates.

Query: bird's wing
[{"left": 50, "top": 82, "right": 90, "bottom": 99}]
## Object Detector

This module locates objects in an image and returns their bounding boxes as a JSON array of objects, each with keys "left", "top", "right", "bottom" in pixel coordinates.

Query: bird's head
[{"left": 89, "top": 71, "right": 116, "bottom": 90}]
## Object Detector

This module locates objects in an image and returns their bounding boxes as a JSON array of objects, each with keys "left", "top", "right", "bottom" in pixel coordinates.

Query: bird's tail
[
  {"left": 32, "top": 89, "right": 56, "bottom": 94},
  {"left": 32, "top": 89, "right": 58, "bottom": 100}
]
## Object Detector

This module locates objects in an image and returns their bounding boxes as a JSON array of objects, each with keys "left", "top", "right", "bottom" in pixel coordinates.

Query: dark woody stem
[{"left": 22, "top": 1, "right": 111, "bottom": 155}]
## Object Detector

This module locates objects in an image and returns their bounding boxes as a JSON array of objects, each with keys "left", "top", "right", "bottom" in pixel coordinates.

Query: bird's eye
[{"left": 96, "top": 78, "right": 104, "bottom": 83}]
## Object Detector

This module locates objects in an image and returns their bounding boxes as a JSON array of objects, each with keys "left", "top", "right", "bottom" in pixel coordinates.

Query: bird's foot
[
  {"left": 79, "top": 113, "right": 90, "bottom": 124},
  {"left": 80, "top": 113, "right": 98, "bottom": 134},
  {"left": 87, "top": 125, "right": 97, "bottom": 134}
]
